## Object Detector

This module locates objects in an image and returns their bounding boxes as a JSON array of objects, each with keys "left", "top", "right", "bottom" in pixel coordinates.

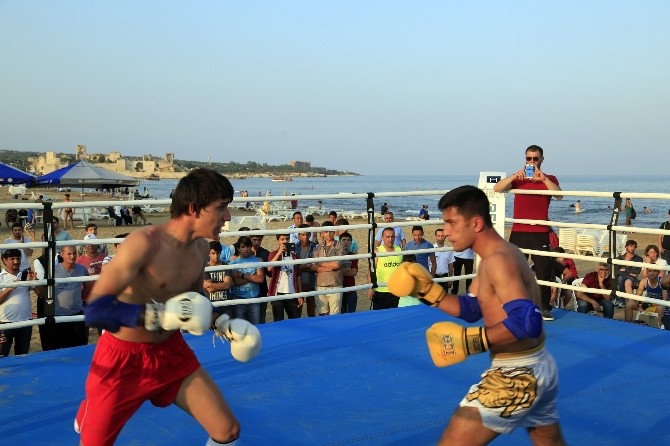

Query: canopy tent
[
  {"left": 0, "top": 161, "right": 36, "bottom": 185},
  {"left": 35, "top": 160, "right": 140, "bottom": 189}
]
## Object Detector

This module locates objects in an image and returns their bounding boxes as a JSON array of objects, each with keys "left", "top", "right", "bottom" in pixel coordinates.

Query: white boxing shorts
[{"left": 459, "top": 344, "right": 560, "bottom": 434}]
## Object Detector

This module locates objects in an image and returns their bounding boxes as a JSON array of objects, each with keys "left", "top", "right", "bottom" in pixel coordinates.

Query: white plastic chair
[
  {"left": 90, "top": 208, "right": 112, "bottom": 225},
  {"left": 616, "top": 234, "right": 628, "bottom": 255},
  {"left": 562, "top": 278, "right": 582, "bottom": 311},
  {"left": 558, "top": 228, "right": 577, "bottom": 254},
  {"left": 575, "top": 234, "right": 596, "bottom": 256},
  {"left": 594, "top": 231, "right": 609, "bottom": 256}
]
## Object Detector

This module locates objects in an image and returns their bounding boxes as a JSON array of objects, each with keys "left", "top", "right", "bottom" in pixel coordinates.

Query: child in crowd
[
  {"left": 203, "top": 240, "right": 233, "bottom": 317},
  {"left": 230, "top": 236, "right": 265, "bottom": 325}
]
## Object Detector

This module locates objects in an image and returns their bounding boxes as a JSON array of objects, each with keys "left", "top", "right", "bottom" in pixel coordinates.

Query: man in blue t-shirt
[{"left": 404, "top": 225, "right": 436, "bottom": 275}]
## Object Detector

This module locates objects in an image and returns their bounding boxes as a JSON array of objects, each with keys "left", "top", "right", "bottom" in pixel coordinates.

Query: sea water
[{"left": 135, "top": 174, "right": 670, "bottom": 229}]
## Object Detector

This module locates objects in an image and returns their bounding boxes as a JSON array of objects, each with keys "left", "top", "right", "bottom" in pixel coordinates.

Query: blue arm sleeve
[
  {"left": 83, "top": 294, "right": 142, "bottom": 333},
  {"left": 502, "top": 299, "right": 543, "bottom": 340},
  {"left": 458, "top": 293, "right": 483, "bottom": 323}
]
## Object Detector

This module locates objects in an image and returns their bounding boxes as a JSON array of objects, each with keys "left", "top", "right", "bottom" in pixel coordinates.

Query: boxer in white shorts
[
  {"left": 388, "top": 185, "right": 566, "bottom": 445},
  {"left": 461, "top": 345, "right": 559, "bottom": 434}
]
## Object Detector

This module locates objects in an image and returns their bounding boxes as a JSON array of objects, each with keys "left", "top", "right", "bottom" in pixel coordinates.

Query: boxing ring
[
  {"left": 2, "top": 306, "right": 669, "bottom": 445},
  {"left": 2, "top": 178, "right": 670, "bottom": 445}
]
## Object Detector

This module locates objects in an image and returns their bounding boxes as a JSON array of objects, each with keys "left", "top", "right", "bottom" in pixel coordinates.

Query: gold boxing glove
[
  {"left": 426, "top": 321, "right": 489, "bottom": 367},
  {"left": 388, "top": 262, "right": 446, "bottom": 306}
]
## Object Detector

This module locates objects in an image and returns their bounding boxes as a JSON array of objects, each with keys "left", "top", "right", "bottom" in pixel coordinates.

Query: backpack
[{"left": 631, "top": 207, "right": 637, "bottom": 220}]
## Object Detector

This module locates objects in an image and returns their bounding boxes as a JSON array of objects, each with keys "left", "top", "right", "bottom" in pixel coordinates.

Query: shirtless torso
[
  {"left": 77, "top": 169, "right": 245, "bottom": 446},
  {"left": 389, "top": 185, "right": 564, "bottom": 445},
  {"left": 96, "top": 223, "right": 211, "bottom": 343},
  {"left": 468, "top": 240, "right": 545, "bottom": 355}
]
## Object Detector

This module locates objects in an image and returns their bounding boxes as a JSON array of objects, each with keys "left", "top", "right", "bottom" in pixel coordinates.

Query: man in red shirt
[
  {"left": 494, "top": 145, "right": 562, "bottom": 321},
  {"left": 76, "top": 234, "right": 107, "bottom": 277},
  {"left": 576, "top": 258, "right": 615, "bottom": 319}
]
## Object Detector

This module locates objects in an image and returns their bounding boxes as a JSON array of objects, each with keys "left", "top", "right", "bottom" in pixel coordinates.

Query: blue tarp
[
  {"left": 1, "top": 307, "right": 668, "bottom": 445},
  {"left": 35, "top": 160, "right": 139, "bottom": 188},
  {"left": 0, "top": 161, "right": 35, "bottom": 185}
]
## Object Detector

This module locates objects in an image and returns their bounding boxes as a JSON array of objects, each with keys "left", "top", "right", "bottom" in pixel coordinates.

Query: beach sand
[{"left": 0, "top": 186, "right": 660, "bottom": 355}]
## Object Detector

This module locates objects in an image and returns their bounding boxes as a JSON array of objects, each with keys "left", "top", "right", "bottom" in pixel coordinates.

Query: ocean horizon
[{"left": 124, "top": 173, "right": 670, "bottom": 229}]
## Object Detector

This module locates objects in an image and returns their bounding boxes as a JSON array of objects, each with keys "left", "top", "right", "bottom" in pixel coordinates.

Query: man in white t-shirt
[
  {"left": 433, "top": 228, "right": 455, "bottom": 292},
  {"left": 4, "top": 222, "right": 33, "bottom": 273},
  {"left": 0, "top": 249, "right": 36, "bottom": 356}
]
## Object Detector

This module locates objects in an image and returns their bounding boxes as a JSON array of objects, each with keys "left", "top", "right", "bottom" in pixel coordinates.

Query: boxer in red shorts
[{"left": 77, "top": 169, "right": 262, "bottom": 446}]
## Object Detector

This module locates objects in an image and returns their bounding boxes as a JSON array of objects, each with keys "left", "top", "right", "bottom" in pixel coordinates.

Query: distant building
[
  {"left": 29, "top": 145, "right": 176, "bottom": 177},
  {"left": 289, "top": 161, "right": 311, "bottom": 168}
]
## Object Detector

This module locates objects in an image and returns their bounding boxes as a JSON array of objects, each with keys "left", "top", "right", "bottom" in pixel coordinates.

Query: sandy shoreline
[{"left": 0, "top": 186, "right": 661, "bottom": 356}]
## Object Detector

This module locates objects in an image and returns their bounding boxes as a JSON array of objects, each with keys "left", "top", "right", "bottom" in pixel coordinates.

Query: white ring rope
[{"left": 2, "top": 186, "right": 670, "bottom": 334}]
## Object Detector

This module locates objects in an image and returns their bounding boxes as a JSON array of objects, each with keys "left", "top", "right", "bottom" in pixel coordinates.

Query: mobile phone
[
  {"left": 284, "top": 242, "right": 295, "bottom": 254},
  {"left": 524, "top": 164, "right": 535, "bottom": 179}
]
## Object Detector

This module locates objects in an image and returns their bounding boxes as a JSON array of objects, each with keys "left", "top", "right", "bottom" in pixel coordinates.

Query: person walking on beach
[
  {"left": 387, "top": 185, "right": 565, "bottom": 445},
  {"left": 62, "top": 193, "right": 75, "bottom": 229},
  {"left": 493, "top": 145, "right": 562, "bottom": 321},
  {"left": 624, "top": 198, "right": 634, "bottom": 226},
  {"left": 76, "top": 169, "right": 261, "bottom": 445},
  {"left": 419, "top": 204, "right": 430, "bottom": 220},
  {"left": 380, "top": 202, "right": 388, "bottom": 216}
]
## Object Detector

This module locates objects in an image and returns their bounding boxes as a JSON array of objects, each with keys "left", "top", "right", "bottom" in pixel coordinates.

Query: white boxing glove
[
  {"left": 145, "top": 292, "right": 213, "bottom": 335},
  {"left": 214, "top": 314, "right": 262, "bottom": 362}
]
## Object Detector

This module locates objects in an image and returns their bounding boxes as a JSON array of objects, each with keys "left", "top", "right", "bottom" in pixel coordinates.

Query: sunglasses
[{"left": 526, "top": 156, "right": 540, "bottom": 162}]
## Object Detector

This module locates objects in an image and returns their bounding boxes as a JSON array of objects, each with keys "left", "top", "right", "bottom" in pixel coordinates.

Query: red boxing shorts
[{"left": 75, "top": 331, "right": 201, "bottom": 446}]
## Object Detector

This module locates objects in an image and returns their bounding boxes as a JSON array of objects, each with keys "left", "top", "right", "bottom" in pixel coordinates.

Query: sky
[{"left": 0, "top": 1, "right": 668, "bottom": 176}]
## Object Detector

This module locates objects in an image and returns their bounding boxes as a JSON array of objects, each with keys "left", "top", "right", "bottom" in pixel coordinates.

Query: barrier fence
[{"left": 1, "top": 181, "right": 670, "bottom": 341}]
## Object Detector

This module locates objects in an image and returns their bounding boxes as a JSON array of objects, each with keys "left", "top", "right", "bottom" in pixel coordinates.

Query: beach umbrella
[
  {"left": 35, "top": 160, "right": 140, "bottom": 189},
  {"left": 0, "top": 161, "right": 36, "bottom": 185}
]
